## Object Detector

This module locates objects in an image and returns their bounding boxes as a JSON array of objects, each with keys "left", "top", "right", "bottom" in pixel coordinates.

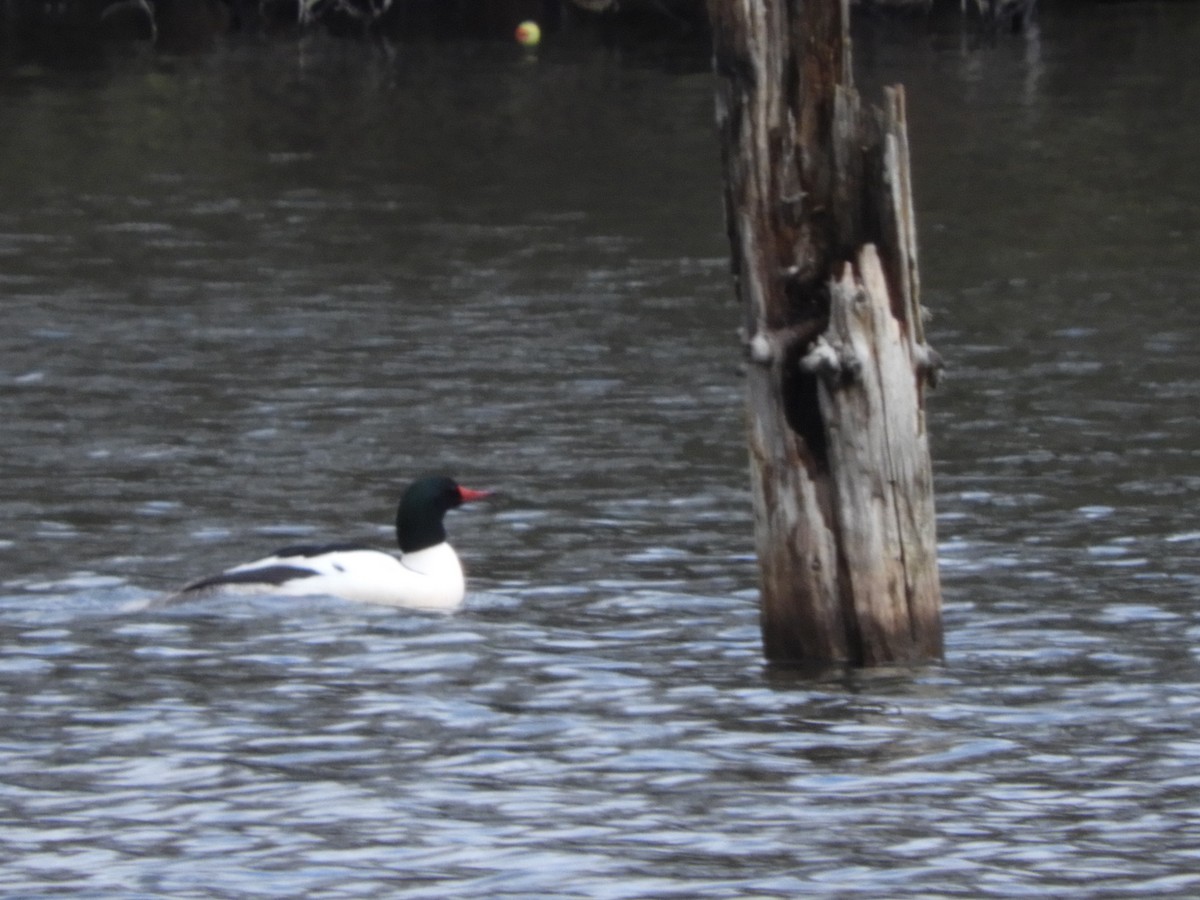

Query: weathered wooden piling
[{"left": 709, "top": 0, "right": 943, "bottom": 666}]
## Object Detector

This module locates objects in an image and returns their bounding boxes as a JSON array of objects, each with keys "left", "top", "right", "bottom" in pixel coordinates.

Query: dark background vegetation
[{"left": 2, "top": 0, "right": 1039, "bottom": 60}]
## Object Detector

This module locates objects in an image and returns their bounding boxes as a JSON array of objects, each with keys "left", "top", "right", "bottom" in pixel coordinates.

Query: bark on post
[{"left": 710, "top": 0, "right": 944, "bottom": 666}]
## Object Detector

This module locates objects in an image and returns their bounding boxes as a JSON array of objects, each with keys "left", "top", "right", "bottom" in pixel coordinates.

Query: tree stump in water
[{"left": 709, "top": 0, "right": 944, "bottom": 666}]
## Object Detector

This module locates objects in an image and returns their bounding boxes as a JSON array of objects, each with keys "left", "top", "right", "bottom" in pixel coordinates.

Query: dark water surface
[{"left": 2, "top": 8, "right": 1199, "bottom": 897}]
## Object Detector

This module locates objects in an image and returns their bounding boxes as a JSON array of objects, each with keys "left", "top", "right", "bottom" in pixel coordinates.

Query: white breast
[{"left": 234, "top": 544, "right": 466, "bottom": 611}]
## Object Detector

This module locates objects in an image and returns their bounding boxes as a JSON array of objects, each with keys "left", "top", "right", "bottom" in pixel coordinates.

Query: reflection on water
[{"left": 3, "top": 9, "right": 1200, "bottom": 897}]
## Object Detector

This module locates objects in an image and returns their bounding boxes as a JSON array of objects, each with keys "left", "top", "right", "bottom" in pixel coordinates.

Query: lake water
[{"left": 2, "top": 7, "right": 1199, "bottom": 897}]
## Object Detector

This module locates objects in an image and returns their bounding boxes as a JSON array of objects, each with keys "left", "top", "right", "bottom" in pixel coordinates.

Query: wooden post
[{"left": 709, "top": 0, "right": 944, "bottom": 666}]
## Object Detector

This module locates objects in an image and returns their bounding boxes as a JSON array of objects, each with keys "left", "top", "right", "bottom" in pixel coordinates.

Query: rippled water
[{"left": 3, "top": 8, "right": 1200, "bottom": 897}]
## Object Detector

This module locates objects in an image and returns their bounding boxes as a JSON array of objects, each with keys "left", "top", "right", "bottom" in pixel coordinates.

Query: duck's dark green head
[{"left": 396, "top": 475, "right": 491, "bottom": 553}]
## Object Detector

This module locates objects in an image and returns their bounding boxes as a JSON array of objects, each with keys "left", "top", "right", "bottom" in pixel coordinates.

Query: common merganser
[{"left": 165, "top": 475, "right": 490, "bottom": 610}]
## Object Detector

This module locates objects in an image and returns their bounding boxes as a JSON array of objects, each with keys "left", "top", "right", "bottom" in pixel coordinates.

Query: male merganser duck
[{"left": 165, "top": 475, "right": 490, "bottom": 610}]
